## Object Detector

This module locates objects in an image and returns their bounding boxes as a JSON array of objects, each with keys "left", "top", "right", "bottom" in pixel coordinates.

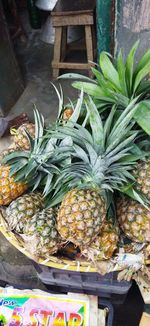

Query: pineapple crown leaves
[
  {"left": 65, "top": 41, "right": 150, "bottom": 100},
  {"left": 55, "top": 96, "right": 139, "bottom": 157},
  {"left": 2, "top": 108, "right": 74, "bottom": 196},
  {"left": 47, "top": 97, "right": 142, "bottom": 203},
  {"left": 58, "top": 43, "right": 150, "bottom": 134}
]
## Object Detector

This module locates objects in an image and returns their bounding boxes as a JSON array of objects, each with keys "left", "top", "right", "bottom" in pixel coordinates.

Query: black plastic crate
[{"left": 33, "top": 262, "right": 132, "bottom": 304}]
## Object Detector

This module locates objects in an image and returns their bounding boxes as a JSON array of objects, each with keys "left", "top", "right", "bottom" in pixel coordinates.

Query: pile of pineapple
[{"left": 0, "top": 43, "right": 150, "bottom": 268}]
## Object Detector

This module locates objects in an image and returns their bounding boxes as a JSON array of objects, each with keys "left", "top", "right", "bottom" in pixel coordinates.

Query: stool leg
[
  {"left": 85, "top": 25, "right": 94, "bottom": 78},
  {"left": 61, "top": 26, "right": 67, "bottom": 61},
  {"left": 52, "top": 26, "right": 62, "bottom": 78}
]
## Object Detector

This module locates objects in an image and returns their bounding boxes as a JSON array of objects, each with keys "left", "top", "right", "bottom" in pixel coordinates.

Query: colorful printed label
[{"left": 0, "top": 294, "right": 89, "bottom": 326}]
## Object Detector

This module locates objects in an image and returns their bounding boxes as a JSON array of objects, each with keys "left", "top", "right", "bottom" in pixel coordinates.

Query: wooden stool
[{"left": 51, "top": 0, "right": 96, "bottom": 78}]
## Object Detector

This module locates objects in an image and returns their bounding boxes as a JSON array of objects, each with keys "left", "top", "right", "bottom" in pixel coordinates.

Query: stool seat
[{"left": 51, "top": 0, "right": 96, "bottom": 78}]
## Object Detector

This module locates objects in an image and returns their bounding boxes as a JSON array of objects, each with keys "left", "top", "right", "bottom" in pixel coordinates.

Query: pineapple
[
  {"left": 23, "top": 208, "right": 62, "bottom": 257},
  {"left": 55, "top": 98, "right": 142, "bottom": 250},
  {"left": 57, "top": 188, "right": 106, "bottom": 247},
  {"left": 0, "top": 165, "right": 27, "bottom": 206},
  {"left": 11, "top": 123, "right": 35, "bottom": 150},
  {"left": 117, "top": 196, "right": 150, "bottom": 243},
  {"left": 5, "top": 192, "right": 44, "bottom": 233},
  {"left": 133, "top": 159, "right": 150, "bottom": 200},
  {"left": 0, "top": 143, "right": 27, "bottom": 206},
  {"left": 82, "top": 221, "right": 119, "bottom": 261}
]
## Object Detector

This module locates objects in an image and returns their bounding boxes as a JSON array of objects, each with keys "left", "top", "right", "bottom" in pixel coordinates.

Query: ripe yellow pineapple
[
  {"left": 0, "top": 143, "right": 27, "bottom": 206},
  {"left": 0, "top": 165, "right": 27, "bottom": 206},
  {"left": 57, "top": 188, "right": 106, "bottom": 248},
  {"left": 117, "top": 196, "right": 150, "bottom": 243},
  {"left": 11, "top": 123, "right": 35, "bottom": 150},
  {"left": 82, "top": 221, "right": 119, "bottom": 261}
]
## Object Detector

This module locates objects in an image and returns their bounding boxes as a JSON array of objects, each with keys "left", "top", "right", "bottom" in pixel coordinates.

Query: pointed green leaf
[
  {"left": 133, "top": 62, "right": 150, "bottom": 93},
  {"left": 120, "top": 185, "right": 150, "bottom": 209},
  {"left": 134, "top": 47, "right": 150, "bottom": 76},
  {"left": 85, "top": 97, "right": 104, "bottom": 151},
  {"left": 72, "top": 82, "right": 105, "bottom": 97},
  {"left": 100, "top": 52, "right": 121, "bottom": 91},
  {"left": 51, "top": 83, "right": 64, "bottom": 119},
  {"left": 58, "top": 72, "right": 96, "bottom": 82},
  {"left": 134, "top": 100, "right": 150, "bottom": 135},
  {"left": 117, "top": 50, "right": 128, "bottom": 96},
  {"left": 73, "top": 144, "right": 89, "bottom": 164},
  {"left": 43, "top": 173, "right": 53, "bottom": 197},
  {"left": 125, "top": 40, "right": 139, "bottom": 95},
  {"left": 67, "top": 89, "right": 83, "bottom": 124}
]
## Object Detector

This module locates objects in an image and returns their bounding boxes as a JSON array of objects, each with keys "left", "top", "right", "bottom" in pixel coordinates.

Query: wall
[{"left": 115, "top": 0, "right": 150, "bottom": 58}]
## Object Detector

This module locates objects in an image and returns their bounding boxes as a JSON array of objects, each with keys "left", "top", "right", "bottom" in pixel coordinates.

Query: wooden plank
[
  {"left": 52, "top": 26, "right": 63, "bottom": 78},
  {"left": 52, "top": 0, "right": 96, "bottom": 16},
  {"left": 85, "top": 25, "right": 94, "bottom": 77},
  {"left": 52, "top": 62, "right": 90, "bottom": 70},
  {"left": 61, "top": 26, "right": 67, "bottom": 61},
  {"left": 52, "top": 14, "right": 93, "bottom": 26}
]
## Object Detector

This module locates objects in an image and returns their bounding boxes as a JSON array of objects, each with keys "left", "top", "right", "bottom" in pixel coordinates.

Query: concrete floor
[
  {"left": 0, "top": 11, "right": 144, "bottom": 325},
  {"left": 9, "top": 13, "right": 79, "bottom": 122}
]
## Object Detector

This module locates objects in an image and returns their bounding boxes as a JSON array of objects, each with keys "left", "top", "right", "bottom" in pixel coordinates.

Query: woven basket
[
  {"left": 0, "top": 211, "right": 98, "bottom": 272},
  {"left": 1, "top": 211, "right": 149, "bottom": 273}
]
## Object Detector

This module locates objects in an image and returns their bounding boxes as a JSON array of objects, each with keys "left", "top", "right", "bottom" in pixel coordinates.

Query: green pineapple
[
  {"left": 23, "top": 208, "right": 62, "bottom": 257},
  {"left": 5, "top": 192, "right": 44, "bottom": 233}
]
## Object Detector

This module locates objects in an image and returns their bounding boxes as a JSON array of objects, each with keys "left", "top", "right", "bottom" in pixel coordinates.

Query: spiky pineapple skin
[
  {"left": 117, "top": 197, "right": 150, "bottom": 243},
  {"left": 24, "top": 208, "right": 61, "bottom": 257},
  {"left": 12, "top": 123, "right": 35, "bottom": 150},
  {"left": 57, "top": 188, "right": 106, "bottom": 248},
  {"left": 0, "top": 146, "right": 20, "bottom": 165},
  {"left": 82, "top": 221, "right": 119, "bottom": 261},
  {"left": 133, "top": 160, "right": 150, "bottom": 199},
  {"left": 0, "top": 165, "right": 27, "bottom": 206},
  {"left": 93, "top": 221, "right": 119, "bottom": 259},
  {"left": 5, "top": 192, "right": 44, "bottom": 233}
]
